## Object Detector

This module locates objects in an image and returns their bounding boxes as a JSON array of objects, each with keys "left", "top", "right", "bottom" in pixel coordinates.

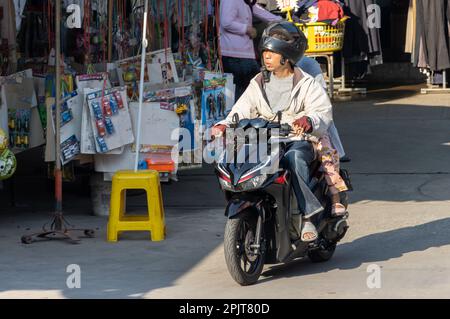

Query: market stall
[
  {"left": 0, "top": 0, "right": 235, "bottom": 218},
  {"left": 405, "top": 0, "right": 450, "bottom": 93}
]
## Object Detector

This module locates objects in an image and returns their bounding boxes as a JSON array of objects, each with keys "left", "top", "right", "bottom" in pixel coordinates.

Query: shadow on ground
[
  {"left": 260, "top": 217, "right": 450, "bottom": 284},
  {"left": 0, "top": 208, "right": 226, "bottom": 299}
]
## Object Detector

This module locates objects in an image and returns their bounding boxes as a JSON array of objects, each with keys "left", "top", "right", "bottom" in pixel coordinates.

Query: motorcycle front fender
[{"left": 225, "top": 196, "right": 263, "bottom": 220}]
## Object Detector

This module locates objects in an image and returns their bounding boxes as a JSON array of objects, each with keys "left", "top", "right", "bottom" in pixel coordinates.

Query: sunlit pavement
[{"left": 1, "top": 88, "right": 450, "bottom": 299}]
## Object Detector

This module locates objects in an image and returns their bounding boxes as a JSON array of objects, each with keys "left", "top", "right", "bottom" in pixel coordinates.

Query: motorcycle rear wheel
[{"left": 224, "top": 211, "right": 265, "bottom": 286}]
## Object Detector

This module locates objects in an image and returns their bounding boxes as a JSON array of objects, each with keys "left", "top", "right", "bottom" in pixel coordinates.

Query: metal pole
[
  {"left": 134, "top": 0, "right": 149, "bottom": 172},
  {"left": 108, "top": 0, "right": 113, "bottom": 62},
  {"left": 341, "top": 51, "right": 346, "bottom": 90},
  {"left": 444, "top": 70, "right": 447, "bottom": 90},
  {"left": 55, "top": 0, "right": 63, "bottom": 214}
]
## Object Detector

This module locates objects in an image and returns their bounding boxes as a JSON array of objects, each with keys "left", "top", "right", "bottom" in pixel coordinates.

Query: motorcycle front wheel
[{"left": 224, "top": 211, "right": 265, "bottom": 286}]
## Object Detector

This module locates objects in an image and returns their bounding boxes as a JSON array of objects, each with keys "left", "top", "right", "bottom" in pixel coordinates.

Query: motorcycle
[{"left": 214, "top": 114, "right": 352, "bottom": 286}]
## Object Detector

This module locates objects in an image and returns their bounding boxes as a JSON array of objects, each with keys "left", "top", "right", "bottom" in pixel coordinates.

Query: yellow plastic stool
[{"left": 107, "top": 170, "right": 166, "bottom": 242}]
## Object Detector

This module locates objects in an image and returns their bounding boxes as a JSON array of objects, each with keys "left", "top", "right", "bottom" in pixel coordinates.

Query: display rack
[
  {"left": 421, "top": 69, "right": 450, "bottom": 94},
  {"left": 337, "top": 53, "right": 367, "bottom": 97}
]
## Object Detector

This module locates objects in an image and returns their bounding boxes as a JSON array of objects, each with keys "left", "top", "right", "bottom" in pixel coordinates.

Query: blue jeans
[
  {"left": 281, "top": 141, "right": 324, "bottom": 218},
  {"left": 222, "top": 56, "right": 260, "bottom": 101}
]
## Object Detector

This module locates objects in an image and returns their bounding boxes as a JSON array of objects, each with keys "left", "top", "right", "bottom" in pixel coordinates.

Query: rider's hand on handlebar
[
  {"left": 293, "top": 116, "right": 313, "bottom": 135},
  {"left": 292, "top": 125, "right": 304, "bottom": 136},
  {"left": 211, "top": 124, "right": 227, "bottom": 138}
]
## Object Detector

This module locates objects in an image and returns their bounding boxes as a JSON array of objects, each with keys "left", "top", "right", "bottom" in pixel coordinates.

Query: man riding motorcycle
[{"left": 212, "top": 21, "right": 333, "bottom": 242}]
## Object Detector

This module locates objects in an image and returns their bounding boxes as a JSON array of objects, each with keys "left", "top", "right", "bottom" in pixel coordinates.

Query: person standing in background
[{"left": 220, "top": 0, "right": 282, "bottom": 101}]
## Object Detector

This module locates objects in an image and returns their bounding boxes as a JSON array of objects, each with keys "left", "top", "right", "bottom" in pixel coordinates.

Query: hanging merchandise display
[
  {"left": 111, "top": 0, "right": 154, "bottom": 61},
  {"left": 76, "top": 73, "right": 117, "bottom": 154},
  {"left": 0, "top": 148, "right": 17, "bottom": 181},
  {"left": 94, "top": 0, "right": 109, "bottom": 64},
  {"left": 116, "top": 48, "right": 179, "bottom": 99},
  {"left": 0, "top": 0, "right": 242, "bottom": 187},
  {"left": 295, "top": 0, "right": 344, "bottom": 24},
  {"left": 0, "top": 75, "right": 16, "bottom": 181},
  {"left": 75, "top": 73, "right": 112, "bottom": 155},
  {"left": 342, "top": 0, "right": 382, "bottom": 62},
  {"left": 0, "top": 0, "right": 18, "bottom": 75},
  {"left": 0, "top": 128, "right": 8, "bottom": 151},
  {"left": 405, "top": 0, "right": 450, "bottom": 93},
  {"left": 50, "top": 90, "right": 84, "bottom": 164},
  {"left": 201, "top": 74, "right": 228, "bottom": 129},
  {"left": 42, "top": 73, "right": 78, "bottom": 162},
  {"left": 9, "top": 1, "right": 228, "bottom": 77},
  {"left": 172, "top": 0, "right": 207, "bottom": 66},
  {"left": 341, "top": 0, "right": 383, "bottom": 79},
  {"left": 408, "top": 0, "right": 450, "bottom": 72},
  {"left": 16, "top": 0, "right": 50, "bottom": 60},
  {"left": 133, "top": 88, "right": 182, "bottom": 148},
  {"left": 14, "top": 0, "right": 27, "bottom": 32},
  {"left": 8, "top": 109, "right": 31, "bottom": 149},
  {"left": 0, "top": 87, "right": 17, "bottom": 181},
  {"left": 1, "top": 69, "right": 45, "bottom": 154},
  {"left": 116, "top": 55, "right": 147, "bottom": 100},
  {"left": 86, "top": 87, "right": 134, "bottom": 153},
  {"left": 142, "top": 83, "right": 199, "bottom": 152},
  {"left": 147, "top": 51, "right": 180, "bottom": 85},
  {"left": 80, "top": 0, "right": 109, "bottom": 65},
  {"left": 45, "top": 73, "right": 75, "bottom": 99},
  {"left": 33, "top": 74, "right": 47, "bottom": 127}
]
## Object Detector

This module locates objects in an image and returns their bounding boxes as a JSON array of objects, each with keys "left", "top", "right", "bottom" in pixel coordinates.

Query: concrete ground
[{"left": 1, "top": 85, "right": 450, "bottom": 299}]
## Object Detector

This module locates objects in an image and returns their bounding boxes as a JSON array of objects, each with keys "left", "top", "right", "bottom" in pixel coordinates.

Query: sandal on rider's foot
[
  {"left": 301, "top": 221, "right": 318, "bottom": 242},
  {"left": 331, "top": 203, "right": 347, "bottom": 217}
]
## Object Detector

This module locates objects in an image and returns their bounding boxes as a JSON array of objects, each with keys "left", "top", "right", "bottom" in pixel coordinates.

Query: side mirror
[{"left": 232, "top": 113, "right": 240, "bottom": 125}]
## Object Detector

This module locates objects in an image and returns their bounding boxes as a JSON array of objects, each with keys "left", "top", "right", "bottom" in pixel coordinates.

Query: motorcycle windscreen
[{"left": 222, "top": 143, "right": 280, "bottom": 187}]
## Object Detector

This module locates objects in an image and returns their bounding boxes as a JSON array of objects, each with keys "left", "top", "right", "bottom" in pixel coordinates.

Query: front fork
[{"left": 250, "top": 204, "right": 265, "bottom": 255}]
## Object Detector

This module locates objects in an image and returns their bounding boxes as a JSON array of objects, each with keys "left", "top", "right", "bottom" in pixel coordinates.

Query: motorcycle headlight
[
  {"left": 218, "top": 175, "right": 234, "bottom": 191},
  {"left": 238, "top": 175, "right": 267, "bottom": 192}
]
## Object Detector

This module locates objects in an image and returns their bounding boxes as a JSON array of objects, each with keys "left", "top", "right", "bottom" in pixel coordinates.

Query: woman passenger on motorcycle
[
  {"left": 297, "top": 56, "right": 349, "bottom": 217},
  {"left": 212, "top": 21, "right": 333, "bottom": 242}
]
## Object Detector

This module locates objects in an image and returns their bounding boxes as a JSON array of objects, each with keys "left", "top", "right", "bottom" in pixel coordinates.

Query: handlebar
[{"left": 213, "top": 119, "right": 293, "bottom": 139}]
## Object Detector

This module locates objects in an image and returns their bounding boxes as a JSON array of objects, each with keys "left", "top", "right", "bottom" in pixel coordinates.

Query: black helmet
[{"left": 260, "top": 21, "right": 308, "bottom": 65}]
